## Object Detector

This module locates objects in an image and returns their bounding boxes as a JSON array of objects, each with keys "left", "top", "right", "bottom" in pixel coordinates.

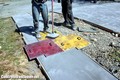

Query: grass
[
  {"left": 0, "top": 18, "right": 45, "bottom": 80},
  {"left": 0, "top": 17, "right": 24, "bottom": 75}
]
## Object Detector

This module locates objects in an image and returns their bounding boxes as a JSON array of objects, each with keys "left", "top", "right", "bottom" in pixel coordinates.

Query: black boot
[
  {"left": 63, "top": 21, "right": 70, "bottom": 27},
  {"left": 71, "top": 24, "right": 76, "bottom": 31},
  {"left": 43, "top": 26, "right": 50, "bottom": 33}
]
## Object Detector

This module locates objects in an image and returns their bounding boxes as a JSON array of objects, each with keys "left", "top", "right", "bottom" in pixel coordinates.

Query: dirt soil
[{"left": 0, "top": 0, "right": 120, "bottom": 80}]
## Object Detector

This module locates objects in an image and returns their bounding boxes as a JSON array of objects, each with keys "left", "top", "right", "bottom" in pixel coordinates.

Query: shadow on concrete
[
  {"left": 49, "top": 20, "right": 75, "bottom": 30},
  {"left": 49, "top": 20, "right": 62, "bottom": 26},
  {"left": 15, "top": 26, "right": 36, "bottom": 36},
  {"left": 39, "top": 19, "right": 76, "bottom": 30},
  {"left": 39, "top": 19, "right": 62, "bottom": 26}
]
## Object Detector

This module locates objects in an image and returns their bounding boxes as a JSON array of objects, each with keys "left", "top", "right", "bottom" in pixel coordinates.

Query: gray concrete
[
  {"left": 115, "top": 0, "right": 120, "bottom": 1},
  {"left": 12, "top": 13, "right": 49, "bottom": 44},
  {"left": 12, "top": 13, "right": 38, "bottom": 44},
  {"left": 73, "top": 3, "right": 120, "bottom": 33},
  {"left": 37, "top": 48, "right": 117, "bottom": 80},
  {"left": 54, "top": 2, "right": 120, "bottom": 33},
  {"left": 0, "top": 0, "right": 31, "bottom": 18}
]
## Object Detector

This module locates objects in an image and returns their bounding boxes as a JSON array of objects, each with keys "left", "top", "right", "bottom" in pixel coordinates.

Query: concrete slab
[
  {"left": 37, "top": 48, "right": 117, "bottom": 80},
  {"left": 12, "top": 13, "right": 44, "bottom": 44},
  {"left": 12, "top": 14, "right": 38, "bottom": 44},
  {"left": 73, "top": 3, "right": 120, "bottom": 33}
]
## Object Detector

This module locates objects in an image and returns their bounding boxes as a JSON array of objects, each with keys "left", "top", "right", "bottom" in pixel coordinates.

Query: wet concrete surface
[{"left": 37, "top": 48, "right": 118, "bottom": 80}]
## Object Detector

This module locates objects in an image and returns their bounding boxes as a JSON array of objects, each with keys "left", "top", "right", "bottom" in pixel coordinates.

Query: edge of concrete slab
[
  {"left": 54, "top": 12, "right": 120, "bottom": 36},
  {"left": 12, "top": 14, "right": 39, "bottom": 45},
  {"left": 37, "top": 48, "right": 118, "bottom": 80},
  {"left": 74, "top": 15, "right": 120, "bottom": 36},
  {"left": 37, "top": 55, "right": 51, "bottom": 80}
]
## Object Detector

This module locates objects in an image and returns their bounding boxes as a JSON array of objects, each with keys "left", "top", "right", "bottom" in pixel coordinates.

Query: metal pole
[{"left": 52, "top": 0, "right": 54, "bottom": 33}]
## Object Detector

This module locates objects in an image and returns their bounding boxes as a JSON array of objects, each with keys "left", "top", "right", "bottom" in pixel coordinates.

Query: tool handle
[{"left": 52, "top": 0, "right": 54, "bottom": 33}]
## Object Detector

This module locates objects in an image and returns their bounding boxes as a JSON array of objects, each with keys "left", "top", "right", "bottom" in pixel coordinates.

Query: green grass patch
[
  {"left": 0, "top": 17, "right": 24, "bottom": 75},
  {"left": 0, "top": 18, "right": 45, "bottom": 79}
]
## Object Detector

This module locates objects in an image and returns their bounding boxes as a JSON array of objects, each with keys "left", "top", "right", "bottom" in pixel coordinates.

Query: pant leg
[
  {"left": 32, "top": 2, "right": 40, "bottom": 32},
  {"left": 40, "top": 3, "right": 48, "bottom": 29},
  {"left": 61, "top": 0, "right": 68, "bottom": 23},
  {"left": 66, "top": 0, "right": 75, "bottom": 25}
]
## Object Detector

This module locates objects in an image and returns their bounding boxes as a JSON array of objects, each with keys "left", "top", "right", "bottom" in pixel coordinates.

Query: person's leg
[
  {"left": 67, "top": 0, "right": 75, "bottom": 25},
  {"left": 67, "top": 0, "right": 75, "bottom": 30},
  {"left": 32, "top": 2, "right": 41, "bottom": 38},
  {"left": 61, "top": 0, "right": 68, "bottom": 24},
  {"left": 40, "top": 3, "right": 49, "bottom": 31}
]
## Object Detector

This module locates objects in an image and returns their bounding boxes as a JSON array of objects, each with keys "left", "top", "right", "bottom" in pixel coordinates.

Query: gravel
[{"left": 0, "top": 0, "right": 120, "bottom": 79}]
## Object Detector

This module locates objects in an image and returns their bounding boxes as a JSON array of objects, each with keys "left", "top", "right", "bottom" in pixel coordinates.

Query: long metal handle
[{"left": 52, "top": 0, "right": 54, "bottom": 33}]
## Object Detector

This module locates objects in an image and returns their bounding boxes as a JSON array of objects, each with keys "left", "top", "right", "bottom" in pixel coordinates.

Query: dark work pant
[
  {"left": 61, "top": 0, "right": 75, "bottom": 25},
  {"left": 32, "top": 2, "right": 48, "bottom": 32}
]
